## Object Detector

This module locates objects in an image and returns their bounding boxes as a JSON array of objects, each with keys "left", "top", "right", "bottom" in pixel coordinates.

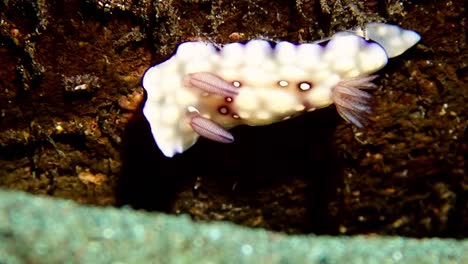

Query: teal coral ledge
[{"left": 0, "top": 189, "right": 466, "bottom": 264}]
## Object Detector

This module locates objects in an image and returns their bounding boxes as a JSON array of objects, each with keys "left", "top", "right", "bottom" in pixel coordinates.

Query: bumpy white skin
[{"left": 143, "top": 23, "right": 420, "bottom": 157}]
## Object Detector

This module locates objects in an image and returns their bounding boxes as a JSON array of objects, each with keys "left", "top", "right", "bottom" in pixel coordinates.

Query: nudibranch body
[{"left": 142, "top": 23, "right": 420, "bottom": 157}]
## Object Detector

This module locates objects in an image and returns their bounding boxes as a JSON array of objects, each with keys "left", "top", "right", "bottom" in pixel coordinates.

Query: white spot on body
[
  {"left": 278, "top": 80, "right": 289, "bottom": 87},
  {"left": 299, "top": 82, "right": 312, "bottom": 91},
  {"left": 232, "top": 81, "right": 241, "bottom": 88}
]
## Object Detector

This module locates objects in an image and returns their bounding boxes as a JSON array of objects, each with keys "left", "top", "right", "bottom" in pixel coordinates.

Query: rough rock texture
[
  {"left": 1, "top": 190, "right": 466, "bottom": 264},
  {"left": 0, "top": 0, "right": 466, "bottom": 237}
]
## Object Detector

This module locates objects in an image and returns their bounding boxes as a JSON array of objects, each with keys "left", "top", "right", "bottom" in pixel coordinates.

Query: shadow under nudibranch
[{"left": 117, "top": 103, "right": 343, "bottom": 233}]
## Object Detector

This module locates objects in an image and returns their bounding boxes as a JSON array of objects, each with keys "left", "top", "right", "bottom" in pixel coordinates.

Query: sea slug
[{"left": 142, "top": 23, "right": 421, "bottom": 157}]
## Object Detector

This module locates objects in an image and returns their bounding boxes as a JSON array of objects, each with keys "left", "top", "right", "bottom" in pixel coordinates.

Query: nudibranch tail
[
  {"left": 356, "top": 23, "right": 421, "bottom": 58},
  {"left": 331, "top": 75, "right": 378, "bottom": 128},
  {"left": 185, "top": 72, "right": 239, "bottom": 97},
  {"left": 189, "top": 115, "right": 235, "bottom": 144}
]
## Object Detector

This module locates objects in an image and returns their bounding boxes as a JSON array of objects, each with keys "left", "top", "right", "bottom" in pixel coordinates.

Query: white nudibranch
[{"left": 142, "top": 23, "right": 421, "bottom": 157}]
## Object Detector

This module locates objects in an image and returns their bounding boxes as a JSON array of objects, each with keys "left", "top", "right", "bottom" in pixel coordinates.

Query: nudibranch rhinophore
[{"left": 142, "top": 23, "right": 421, "bottom": 157}]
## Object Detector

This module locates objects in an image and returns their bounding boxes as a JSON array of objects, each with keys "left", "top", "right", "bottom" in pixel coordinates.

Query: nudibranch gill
[{"left": 142, "top": 23, "right": 421, "bottom": 157}]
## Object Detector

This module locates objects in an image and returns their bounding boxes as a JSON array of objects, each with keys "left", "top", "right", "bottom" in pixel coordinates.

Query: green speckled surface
[{"left": 0, "top": 189, "right": 466, "bottom": 264}]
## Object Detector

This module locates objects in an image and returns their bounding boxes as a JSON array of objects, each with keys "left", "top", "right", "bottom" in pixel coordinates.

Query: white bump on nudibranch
[
  {"left": 265, "top": 89, "right": 300, "bottom": 114},
  {"left": 296, "top": 44, "right": 325, "bottom": 71},
  {"left": 176, "top": 42, "right": 216, "bottom": 62},
  {"left": 160, "top": 104, "right": 180, "bottom": 125},
  {"left": 275, "top": 41, "right": 297, "bottom": 65},
  {"left": 236, "top": 89, "right": 259, "bottom": 111},
  {"left": 244, "top": 40, "right": 271, "bottom": 65},
  {"left": 357, "top": 43, "right": 388, "bottom": 73},
  {"left": 142, "top": 23, "right": 421, "bottom": 157}
]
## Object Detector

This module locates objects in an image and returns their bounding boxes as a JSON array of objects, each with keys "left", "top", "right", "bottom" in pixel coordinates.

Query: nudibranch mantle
[{"left": 142, "top": 23, "right": 420, "bottom": 157}]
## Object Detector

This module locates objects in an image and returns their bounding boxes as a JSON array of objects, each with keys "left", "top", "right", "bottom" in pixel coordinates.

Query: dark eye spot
[
  {"left": 298, "top": 81, "right": 312, "bottom": 91},
  {"left": 218, "top": 106, "right": 229, "bottom": 115},
  {"left": 232, "top": 81, "right": 242, "bottom": 88}
]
